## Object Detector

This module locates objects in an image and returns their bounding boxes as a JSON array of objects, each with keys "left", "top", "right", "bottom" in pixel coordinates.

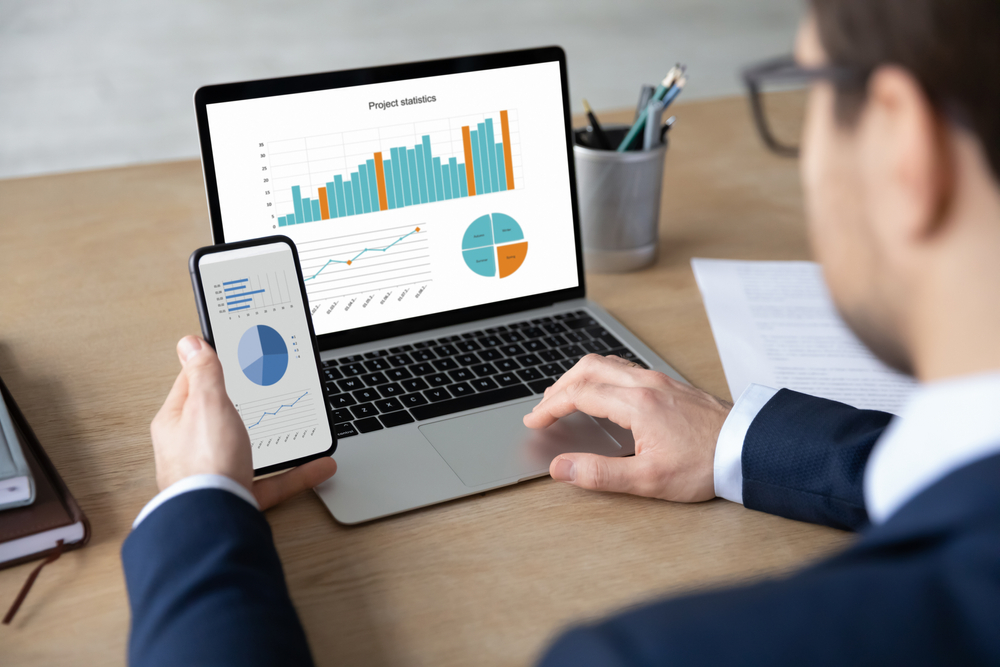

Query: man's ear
[{"left": 857, "top": 65, "right": 954, "bottom": 246}]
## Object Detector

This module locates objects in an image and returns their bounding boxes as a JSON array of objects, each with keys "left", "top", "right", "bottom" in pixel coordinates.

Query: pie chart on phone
[{"left": 238, "top": 325, "right": 288, "bottom": 386}]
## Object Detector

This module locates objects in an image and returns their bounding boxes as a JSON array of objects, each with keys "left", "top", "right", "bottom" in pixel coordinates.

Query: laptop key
[
  {"left": 521, "top": 327, "right": 546, "bottom": 339},
  {"left": 427, "top": 373, "right": 451, "bottom": 387},
  {"left": 563, "top": 331, "right": 588, "bottom": 344},
  {"left": 354, "top": 417, "right": 383, "bottom": 433},
  {"left": 337, "top": 377, "right": 365, "bottom": 392},
  {"left": 499, "top": 331, "right": 524, "bottom": 343},
  {"left": 363, "top": 350, "right": 388, "bottom": 359},
  {"left": 388, "top": 345, "right": 413, "bottom": 354},
  {"left": 539, "top": 349, "right": 563, "bottom": 362},
  {"left": 386, "top": 367, "right": 413, "bottom": 381},
  {"left": 363, "top": 358, "right": 390, "bottom": 372},
  {"left": 477, "top": 348, "right": 503, "bottom": 362},
  {"left": 560, "top": 359, "right": 578, "bottom": 371},
  {"left": 350, "top": 403, "right": 379, "bottom": 419},
  {"left": 340, "top": 363, "right": 366, "bottom": 377},
  {"left": 528, "top": 378, "right": 557, "bottom": 394},
  {"left": 449, "top": 368, "right": 474, "bottom": 382},
  {"left": 376, "top": 382, "right": 404, "bottom": 398},
  {"left": 496, "top": 358, "right": 520, "bottom": 372},
  {"left": 401, "top": 378, "right": 429, "bottom": 392},
  {"left": 540, "top": 363, "right": 563, "bottom": 377},
  {"left": 432, "top": 358, "right": 459, "bottom": 372},
  {"left": 433, "top": 344, "right": 459, "bottom": 357},
  {"left": 586, "top": 327, "right": 624, "bottom": 348},
  {"left": 331, "top": 408, "right": 353, "bottom": 423},
  {"left": 456, "top": 353, "right": 479, "bottom": 366},
  {"left": 400, "top": 393, "right": 429, "bottom": 408},
  {"left": 329, "top": 394, "right": 356, "bottom": 408},
  {"left": 410, "top": 362, "right": 436, "bottom": 376},
  {"left": 323, "top": 367, "right": 344, "bottom": 381},
  {"left": 471, "top": 377, "right": 499, "bottom": 392},
  {"left": 411, "top": 385, "right": 533, "bottom": 421},
  {"left": 424, "top": 387, "right": 452, "bottom": 402},
  {"left": 448, "top": 382, "right": 475, "bottom": 397},
  {"left": 374, "top": 397, "right": 404, "bottom": 412},
  {"left": 495, "top": 372, "right": 521, "bottom": 387},
  {"left": 335, "top": 422, "right": 359, "bottom": 438},
  {"left": 543, "top": 322, "right": 568, "bottom": 334},
  {"left": 361, "top": 372, "right": 389, "bottom": 386},
  {"left": 517, "top": 367, "right": 544, "bottom": 382},
  {"left": 470, "top": 363, "right": 497, "bottom": 377},
  {"left": 388, "top": 354, "right": 413, "bottom": 367},
  {"left": 522, "top": 339, "right": 546, "bottom": 353},
  {"left": 581, "top": 340, "right": 608, "bottom": 354},
  {"left": 352, "top": 388, "right": 380, "bottom": 403},
  {"left": 412, "top": 349, "right": 437, "bottom": 362},
  {"left": 321, "top": 358, "right": 339, "bottom": 368},
  {"left": 515, "top": 353, "right": 542, "bottom": 367},
  {"left": 479, "top": 335, "right": 503, "bottom": 348},
  {"left": 338, "top": 354, "right": 365, "bottom": 364},
  {"left": 456, "top": 340, "right": 481, "bottom": 353},
  {"left": 379, "top": 410, "right": 415, "bottom": 428},
  {"left": 544, "top": 334, "right": 569, "bottom": 348},
  {"left": 560, "top": 344, "right": 585, "bottom": 358},
  {"left": 499, "top": 343, "right": 525, "bottom": 357}
]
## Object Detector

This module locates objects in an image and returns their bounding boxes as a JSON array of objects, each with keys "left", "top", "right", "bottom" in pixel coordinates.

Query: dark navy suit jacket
[{"left": 122, "top": 390, "right": 1000, "bottom": 665}]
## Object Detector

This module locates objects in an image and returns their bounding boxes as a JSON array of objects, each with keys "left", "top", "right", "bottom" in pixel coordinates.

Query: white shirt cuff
[
  {"left": 132, "top": 474, "right": 259, "bottom": 529},
  {"left": 714, "top": 384, "right": 779, "bottom": 504}
]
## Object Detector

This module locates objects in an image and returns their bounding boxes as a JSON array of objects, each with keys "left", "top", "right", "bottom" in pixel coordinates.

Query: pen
[
  {"left": 643, "top": 100, "right": 665, "bottom": 150},
  {"left": 616, "top": 65, "right": 686, "bottom": 152},
  {"left": 635, "top": 85, "right": 655, "bottom": 121},
  {"left": 582, "top": 99, "right": 612, "bottom": 150},
  {"left": 659, "top": 116, "right": 676, "bottom": 143}
]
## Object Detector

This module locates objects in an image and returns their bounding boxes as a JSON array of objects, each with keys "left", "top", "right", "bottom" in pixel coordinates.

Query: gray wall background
[{"left": 1, "top": 0, "right": 802, "bottom": 179}]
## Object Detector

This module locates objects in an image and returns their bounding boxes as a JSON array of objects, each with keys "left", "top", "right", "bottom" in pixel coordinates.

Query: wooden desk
[{"left": 0, "top": 96, "right": 852, "bottom": 666}]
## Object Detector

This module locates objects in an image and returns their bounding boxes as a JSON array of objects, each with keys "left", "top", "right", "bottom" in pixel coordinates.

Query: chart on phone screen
[{"left": 206, "top": 61, "right": 580, "bottom": 336}]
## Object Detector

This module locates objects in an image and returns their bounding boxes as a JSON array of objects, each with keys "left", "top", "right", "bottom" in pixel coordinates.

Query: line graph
[
  {"left": 246, "top": 391, "right": 309, "bottom": 429},
  {"left": 238, "top": 390, "right": 319, "bottom": 445},
  {"left": 297, "top": 224, "right": 432, "bottom": 303},
  {"left": 304, "top": 227, "right": 421, "bottom": 281}
]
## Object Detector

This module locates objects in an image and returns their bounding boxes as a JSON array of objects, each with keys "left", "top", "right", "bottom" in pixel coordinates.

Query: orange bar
[
  {"left": 373, "top": 152, "right": 389, "bottom": 211},
  {"left": 500, "top": 110, "right": 515, "bottom": 190},
  {"left": 461, "top": 126, "right": 477, "bottom": 196},
  {"left": 318, "top": 187, "right": 330, "bottom": 220}
]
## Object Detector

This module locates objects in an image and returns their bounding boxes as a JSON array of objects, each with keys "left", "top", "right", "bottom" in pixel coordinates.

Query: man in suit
[{"left": 123, "top": 0, "right": 1000, "bottom": 664}]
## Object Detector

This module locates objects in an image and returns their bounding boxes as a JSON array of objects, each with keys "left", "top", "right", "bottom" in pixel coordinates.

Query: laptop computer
[{"left": 194, "top": 46, "right": 686, "bottom": 524}]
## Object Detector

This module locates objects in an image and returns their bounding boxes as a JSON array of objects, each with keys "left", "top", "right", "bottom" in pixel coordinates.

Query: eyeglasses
[{"left": 742, "top": 55, "right": 867, "bottom": 158}]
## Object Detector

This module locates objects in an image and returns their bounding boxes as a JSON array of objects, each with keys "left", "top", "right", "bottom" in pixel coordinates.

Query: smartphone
[{"left": 189, "top": 236, "right": 336, "bottom": 475}]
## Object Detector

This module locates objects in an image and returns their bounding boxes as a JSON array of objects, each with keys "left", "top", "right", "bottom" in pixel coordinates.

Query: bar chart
[
  {"left": 219, "top": 271, "right": 293, "bottom": 314},
  {"left": 268, "top": 110, "right": 521, "bottom": 227}
]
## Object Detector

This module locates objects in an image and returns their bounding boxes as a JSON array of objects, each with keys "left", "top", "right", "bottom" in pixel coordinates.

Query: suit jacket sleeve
[
  {"left": 741, "top": 389, "right": 894, "bottom": 531},
  {"left": 121, "top": 488, "right": 314, "bottom": 667}
]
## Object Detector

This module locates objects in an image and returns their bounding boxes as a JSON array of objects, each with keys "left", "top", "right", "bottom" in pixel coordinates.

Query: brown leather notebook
[{"left": 0, "top": 376, "right": 90, "bottom": 570}]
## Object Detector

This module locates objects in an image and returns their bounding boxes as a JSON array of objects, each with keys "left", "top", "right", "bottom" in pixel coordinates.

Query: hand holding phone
[{"left": 189, "top": 236, "right": 336, "bottom": 475}]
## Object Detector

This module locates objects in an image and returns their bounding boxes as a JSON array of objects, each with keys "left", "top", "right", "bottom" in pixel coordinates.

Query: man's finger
[
  {"left": 157, "top": 368, "right": 190, "bottom": 422},
  {"left": 539, "top": 354, "right": 648, "bottom": 402},
  {"left": 550, "top": 453, "right": 655, "bottom": 496},
  {"left": 177, "top": 336, "right": 227, "bottom": 400},
  {"left": 252, "top": 457, "right": 338, "bottom": 511}
]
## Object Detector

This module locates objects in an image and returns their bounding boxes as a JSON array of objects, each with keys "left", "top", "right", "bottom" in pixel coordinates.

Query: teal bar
[
  {"left": 441, "top": 163, "right": 452, "bottom": 199},
  {"left": 396, "top": 147, "right": 412, "bottom": 206},
  {"left": 486, "top": 118, "right": 501, "bottom": 192},
  {"left": 414, "top": 145, "right": 429, "bottom": 203},
  {"left": 384, "top": 159, "right": 397, "bottom": 209},
  {"left": 421, "top": 136, "right": 436, "bottom": 202},
  {"left": 344, "top": 181, "right": 355, "bottom": 215},
  {"left": 495, "top": 144, "right": 507, "bottom": 190},
  {"left": 470, "top": 130, "right": 485, "bottom": 195},
  {"left": 357, "top": 169, "right": 371, "bottom": 213},
  {"left": 334, "top": 176, "right": 347, "bottom": 217},
  {"left": 351, "top": 174, "right": 364, "bottom": 215},
  {"left": 311, "top": 199, "right": 321, "bottom": 221},
  {"left": 390, "top": 148, "right": 405, "bottom": 207},
  {"left": 291, "top": 185, "right": 303, "bottom": 224},
  {"left": 458, "top": 164, "right": 469, "bottom": 197},
  {"left": 325, "top": 181, "right": 338, "bottom": 219},
  {"left": 302, "top": 198, "right": 313, "bottom": 222},
  {"left": 365, "top": 160, "right": 379, "bottom": 211},
  {"left": 477, "top": 123, "right": 493, "bottom": 194},
  {"left": 449, "top": 157, "right": 460, "bottom": 197},
  {"left": 432, "top": 157, "right": 445, "bottom": 201},
  {"left": 278, "top": 216, "right": 287, "bottom": 227},
  {"left": 406, "top": 149, "right": 420, "bottom": 205}
]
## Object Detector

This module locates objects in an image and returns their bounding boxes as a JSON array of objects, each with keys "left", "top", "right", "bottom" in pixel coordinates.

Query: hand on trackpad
[{"left": 418, "top": 399, "right": 622, "bottom": 488}]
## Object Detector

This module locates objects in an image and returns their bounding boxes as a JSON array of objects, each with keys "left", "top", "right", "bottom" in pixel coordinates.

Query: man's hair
[{"left": 811, "top": 0, "right": 1000, "bottom": 180}]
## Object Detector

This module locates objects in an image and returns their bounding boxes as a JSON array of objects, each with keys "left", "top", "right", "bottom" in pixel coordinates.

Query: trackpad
[{"left": 418, "top": 400, "right": 622, "bottom": 488}]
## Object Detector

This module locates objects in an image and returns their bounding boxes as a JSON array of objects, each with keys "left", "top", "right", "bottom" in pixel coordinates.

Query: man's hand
[
  {"left": 150, "top": 336, "right": 337, "bottom": 510},
  {"left": 523, "top": 354, "right": 732, "bottom": 502}
]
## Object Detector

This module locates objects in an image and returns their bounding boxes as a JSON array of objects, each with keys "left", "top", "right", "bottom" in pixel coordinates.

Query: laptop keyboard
[{"left": 321, "top": 310, "right": 648, "bottom": 438}]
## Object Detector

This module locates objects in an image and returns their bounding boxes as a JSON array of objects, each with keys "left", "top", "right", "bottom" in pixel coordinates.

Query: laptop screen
[{"left": 202, "top": 57, "right": 580, "bottom": 340}]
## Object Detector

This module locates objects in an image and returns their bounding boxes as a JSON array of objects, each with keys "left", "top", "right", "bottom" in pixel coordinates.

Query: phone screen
[{"left": 196, "top": 241, "right": 333, "bottom": 471}]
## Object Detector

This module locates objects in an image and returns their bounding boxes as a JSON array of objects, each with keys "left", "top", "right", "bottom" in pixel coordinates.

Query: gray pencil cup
[{"left": 574, "top": 125, "right": 667, "bottom": 273}]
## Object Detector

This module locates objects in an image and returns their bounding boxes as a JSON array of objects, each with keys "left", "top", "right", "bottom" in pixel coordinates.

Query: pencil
[{"left": 583, "top": 99, "right": 612, "bottom": 150}]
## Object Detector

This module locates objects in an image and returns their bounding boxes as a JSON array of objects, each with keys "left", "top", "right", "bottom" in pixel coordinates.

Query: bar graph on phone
[
  {"left": 266, "top": 109, "right": 522, "bottom": 228},
  {"left": 216, "top": 271, "right": 294, "bottom": 315}
]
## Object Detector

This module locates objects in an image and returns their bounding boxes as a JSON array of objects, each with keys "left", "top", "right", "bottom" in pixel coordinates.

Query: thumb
[
  {"left": 550, "top": 453, "right": 646, "bottom": 495},
  {"left": 177, "top": 336, "right": 226, "bottom": 397}
]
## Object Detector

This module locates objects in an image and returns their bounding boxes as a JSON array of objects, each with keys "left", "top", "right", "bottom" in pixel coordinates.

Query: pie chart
[
  {"left": 238, "top": 325, "right": 288, "bottom": 386},
  {"left": 462, "top": 213, "right": 528, "bottom": 279}
]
